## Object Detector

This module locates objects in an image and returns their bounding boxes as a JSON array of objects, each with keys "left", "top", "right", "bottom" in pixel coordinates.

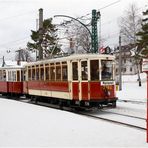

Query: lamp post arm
[{"left": 54, "top": 15, "right": 92, "bottom": 39}]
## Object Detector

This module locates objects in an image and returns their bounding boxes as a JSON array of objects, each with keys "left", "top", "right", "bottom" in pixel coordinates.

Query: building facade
[{"left": 114, "top": 45, "right": 140, "bottom": 76}]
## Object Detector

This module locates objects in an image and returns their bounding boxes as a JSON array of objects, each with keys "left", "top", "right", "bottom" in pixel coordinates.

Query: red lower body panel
[
  {"left": 0, "top": 81, "right": 8, "bottom": 93},
  {"left": 26, "top": 81, "right": 69, "bottom": 92},
  {"left": 8, "top": 82, "right": 23, "bottom": 94}
]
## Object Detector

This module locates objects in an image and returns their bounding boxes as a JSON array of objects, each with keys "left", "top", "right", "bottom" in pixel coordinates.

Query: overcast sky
[{"left": 0, "top": 0, "right": 147, "bottom": 61}]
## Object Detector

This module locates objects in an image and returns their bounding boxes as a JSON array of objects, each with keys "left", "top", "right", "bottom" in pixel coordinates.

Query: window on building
[
  {"left": 124, "top": 68, "right": 126, "bottom": 72},
  {"left": 124, "top": 59, "right": 126, "bottom": 63},
  {"left": 116, "top": 68, "right": 118, "bottom": 73},
  {"left": 130, "top": 67, "right": 132, "bottom": 72}
]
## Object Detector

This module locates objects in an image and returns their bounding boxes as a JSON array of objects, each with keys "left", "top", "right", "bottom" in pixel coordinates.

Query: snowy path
[{"left": 0, "top": 98, "right": 147, "bottom": 147}]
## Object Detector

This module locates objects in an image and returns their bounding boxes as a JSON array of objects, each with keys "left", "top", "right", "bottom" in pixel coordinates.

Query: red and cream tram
[
  {"left": 0, "top": 66, "right": 24, "bottom": 96},
  {"left": 24, "top": 54, "right": 117, "bottom": 108}
]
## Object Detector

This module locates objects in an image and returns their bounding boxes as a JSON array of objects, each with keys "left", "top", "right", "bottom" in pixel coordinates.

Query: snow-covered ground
[
  {"left": 0, "top": 73, "right": 147, "bottom": 147},
  {"left": 117, "top": 73, "right": 147, "bottom": 102}
]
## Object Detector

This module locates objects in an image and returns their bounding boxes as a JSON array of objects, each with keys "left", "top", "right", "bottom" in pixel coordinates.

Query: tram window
[
  {"left": 17, "top": 71, "right": 20, "bottom": 82},
  {"left": 8, "top": 71, "right": 10, "bottom": 81},
  {"left": 3, "top": 70, "right": 6, "bottom": 81},
  {"left": 81, "top": 61, "right": 88, "bottom": 80},
  {"left": 90, "top": 60, "right": 99, "bottom": 80},
  {"left": 32, "top": 66, "right": 35, "bottom": 80},
  {"left": 62, "top": 65, "right": 68, "bottom": 81},
  {"left": 72, "top": 62, "right": 78, "bottom": 80},
  {"left": 45, "top": 66, "right": 49, "bottom": 80},
  {"left": 0, "top": 70, "right": 2, "bottom": 81},
  {"left": 50, "top": 66, "right": 55, "bottom": 81},
  {"left": 21, "top": 70, "right": 24, "bottom": 81},
  {"left": 56, "top": 65, "right": 61, "bottom": 81},
  {"left": 28, "top": 69, "right": 31, "bottom": 81},
  {"left": 101, "top": 60, "right": 113, "bottom": 80},
  {"left": 40, "top": 66, "right": 44, "bottom": 80},
  {"left": 12, "top": 71, "right": 16, "bottom": 81},
  {"left": 36, "top": 66, "right": 39, "bottom": 80}
]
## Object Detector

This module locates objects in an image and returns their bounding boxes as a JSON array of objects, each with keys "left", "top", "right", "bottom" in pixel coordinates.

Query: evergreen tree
[
  {"left": 136, "top": 9, "right": 148, "bottom": 57},
  {"left": 27, "top": 18, "right": 61, "bottom": 59}
]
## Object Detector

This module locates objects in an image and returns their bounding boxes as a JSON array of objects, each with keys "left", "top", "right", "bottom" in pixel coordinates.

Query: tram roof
[
  {"left": 0, "top": 66, "right": 24, "bottom": 70},
  {"left": 25, "top": 53, "right": 115, "bottom": 66}
]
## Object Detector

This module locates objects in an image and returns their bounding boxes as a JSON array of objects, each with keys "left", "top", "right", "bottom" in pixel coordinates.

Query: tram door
[
  {"left": 80, "top": 60, "right": 89, "bottom": 100},
  {"left": 72, "top": 60, "right": 89, "bottom": 101},
  {"left": 72, "top": 62, "right": 79, "bottom": 100}
]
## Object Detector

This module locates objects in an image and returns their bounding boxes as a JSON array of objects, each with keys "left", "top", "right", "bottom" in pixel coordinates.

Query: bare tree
[
  {"left": 119, "top": 3, "right": 142, "bottom": 44},
  {"left": 118, "top": 3, "right": 143, "bottom": 86},
  {"left": 65, "top": 21, "right": 91, "bottom": 53}
]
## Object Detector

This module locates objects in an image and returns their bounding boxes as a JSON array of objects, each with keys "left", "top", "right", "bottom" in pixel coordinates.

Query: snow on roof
[{"left": 0, "top": 61, "right": 27, "bottom": 69}]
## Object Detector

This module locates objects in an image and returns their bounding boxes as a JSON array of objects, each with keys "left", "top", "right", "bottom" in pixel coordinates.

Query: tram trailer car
[
  {"left": 0, "top": 66, "right": 24, "bottom": 97},
  {"left": 24, "top": 54, "right": 118, "bottom": 108}
]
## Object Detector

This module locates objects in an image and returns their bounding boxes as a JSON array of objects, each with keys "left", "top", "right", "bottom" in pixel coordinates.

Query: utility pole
[
  {"left": 2, "top": 56, "right": 5, "bottom": 67},
  {"left": 38, "top": 8, "right": 43, "bottom": 60},
  {"left": 119, "top": 34, "right": 122, "bottom": 90},
  {"left": 36, "top": 18, "right": 39, "bottom": 61},
  {"left": 15, "top": 49, "right": 21, "bottom": 65}
]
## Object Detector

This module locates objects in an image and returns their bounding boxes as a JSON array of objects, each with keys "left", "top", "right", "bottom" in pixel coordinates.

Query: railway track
[
  {"left": 78, "top": 112, "right": 146, "bottom": 131},
  {"left": 20, "top": 99, "right": 146, "bottom": 131},
  {"left": 118, "top": 99, "right": 146, "bottom": 104},
  {"left": 100, "top": 110, "right": 146, "bottom": 120},
  {"left": 1, "top": 96, "right": 147, "bottom": 131}
]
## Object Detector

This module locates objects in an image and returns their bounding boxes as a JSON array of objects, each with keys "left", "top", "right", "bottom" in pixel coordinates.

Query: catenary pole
[
  {"left": 54, "top": 13, "right": 99, "bottom": 53},
  {"left": 119, "top": 34, "right": 122, "bottom": 90}
]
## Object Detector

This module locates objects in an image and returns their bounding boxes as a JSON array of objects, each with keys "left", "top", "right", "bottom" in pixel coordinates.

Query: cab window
[{"left": 101, "top": 60, "right": 113, "bottom": 80}]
